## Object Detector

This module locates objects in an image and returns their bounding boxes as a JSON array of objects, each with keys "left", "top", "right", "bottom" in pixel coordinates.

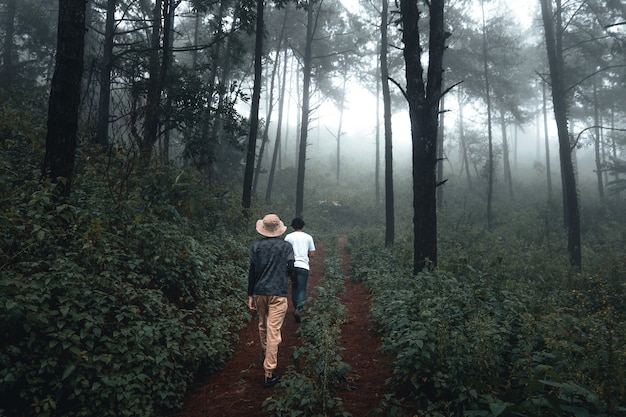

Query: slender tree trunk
[
  {"left": 296, "top": 0, "right": 318, "bottom": 218},
  {"left": 436, "top": 94, "right": 445, "bottom": 209},
  {"left": 242, "top": 0, "right": 265, "bottom": 212},
  {"left": 375, "top": 39, "right": 381, "bottom": 204},
  {"left": 161, "top": 0, "right": 177, "bottom": 165},
  {"left": 481, "top": 0, "right": 494, "bottom": 228},
  {"left": 41, "top": 0, "right": 87, "bottom": 198},
  {"left": 401, "top": 0, "right": 445, "bottom": 272},
  {"left": 593, "top": 81, "right": 604, "bottom": 199},
  {"left": 536, "top": 111, "right": 541, "bottom": 160},
  {"left": 95, "top": 0, "right": 116, "bottom": 149},
  {"left": 514, "top": 124, "right": 518, "bottom": 169},
  {"left": 266, "top": 42, "right": 289, "bottom": 204},
  {"left": 208, "top": 1, "right": 235, "bottom": 181},
  {"left": 335, "top": 73, "right": 347, "bottom": 182},
  {"left": 254, "top": 6, "right": 289, "bottom": 193},
  {"left": 0, "top": 0, "right": 16, "bottom": 90},
  {"left": 500, "top": 110, "right": 513, "bottom": 198},
  {"left": 542, "top": 79, "right": 553, "bottom": 197},
  {"left": 458, "top": 89, "right": 472, "bottom": 189},
  {"left": 254, "top": 6, "right": 288, "bottom": 193},
  {"left": 540, "top": 0, "right": 582, "bottom": 269},
  {"left": 140, "top": 0, "right": 163, "bottom": 163},
  {"left": 381, "top": 0, "right": 394, "bottom": 247}
]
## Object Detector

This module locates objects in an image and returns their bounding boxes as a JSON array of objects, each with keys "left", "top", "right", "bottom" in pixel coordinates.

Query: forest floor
[{"left": 169, "top": 237, "right": 412, "bottom": 417}]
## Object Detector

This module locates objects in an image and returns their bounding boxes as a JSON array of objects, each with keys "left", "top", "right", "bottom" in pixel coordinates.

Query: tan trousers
[{"left": 254, "top": 295, "right": 288, "bottom": 377}]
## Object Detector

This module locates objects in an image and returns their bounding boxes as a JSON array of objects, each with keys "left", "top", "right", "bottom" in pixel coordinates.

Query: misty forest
[{"left": 1, "top": 0, "right": 626, "bottom": 416}]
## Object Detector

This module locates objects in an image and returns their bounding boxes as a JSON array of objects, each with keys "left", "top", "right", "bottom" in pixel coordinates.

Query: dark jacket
[{"left": 247, "top": 237, "right": 295, "bottom": 297}]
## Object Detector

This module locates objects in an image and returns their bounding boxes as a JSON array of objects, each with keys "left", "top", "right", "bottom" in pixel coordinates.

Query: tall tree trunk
[
  {"left": 458, "top": 89, "right": 472, "bottom": 189},
  {"left": 295, "top": 0, "right": 318, "bottom": 218},
  {"left": 593, "top": 81, "right": 604, "bottom": 199},
  {"left": 0, "top": 0, "right": 16, "bottom": 90},
  {"left": 375, "top": 39, "right": 381, "bottom": 204},
  {"left": 207, "top": 1, "right": 235, "bottom": 181},
  {"left": 294, "top": 58, "right": 301, "bottom": 167},
  {"left": 160, "top": 0, "right": 177, "bottom": 165},
  {"left": 242, "top": 0, "right": 264, "bottom": 211},
  {"left": 334, "top": 72, "right": 347, "bottom": 182},
  {"left": 540, "top": 0, "right": 582, "bottom": 270},
  {"left": 436, "top": 93, "right": 445, "bottom": 209},
  {"left": 542, "top": 79, "right": 553, "bottom": 197},
  {"left": 140, "top": 0, "right": 163, "bottom": 163},
  {"left": 381, "top": 0, "right": 394, "bottom": 247},
  {"left": 514, "top": 124, "right": 518, "bottom": 169},
  {"left": 95, "top": 0, "right": 116, "bottom": 149},
  {"left": 500, "top": 110, "right": 513, "bottom": 198},
  {"left": 254, "top": 4, "right": 289, "bottom": 193},
  {"left": 266, "top": 43, "right": 289, "bottom": 205},
  {"left": 41, "top": 0, "right": 87, "bottom": 198},
  {"left": 401, "top": 0, "right": 445, "bottom": 272},
  {"left": 481, "top": 0, "right": 494, "bottom": 228}
]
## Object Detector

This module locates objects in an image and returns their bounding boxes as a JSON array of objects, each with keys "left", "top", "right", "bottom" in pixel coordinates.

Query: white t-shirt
[{"left": 284, "top": 231, "right": 315, "bottom": 270}]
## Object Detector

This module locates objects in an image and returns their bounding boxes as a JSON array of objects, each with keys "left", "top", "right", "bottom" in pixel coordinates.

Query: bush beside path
[{"left": 169, "top": 237, "right": 401, "bottom": 416}]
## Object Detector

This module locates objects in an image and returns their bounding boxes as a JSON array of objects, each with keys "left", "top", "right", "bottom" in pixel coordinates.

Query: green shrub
[
  {"left": 0, "top": 164, "right": 251, "bottom": 416},
  {"left": 349, "top": 234, "right": 626, "bottom": 417},
  {"left": 263, "top": 248, "right": 351, "bottom": 417}
]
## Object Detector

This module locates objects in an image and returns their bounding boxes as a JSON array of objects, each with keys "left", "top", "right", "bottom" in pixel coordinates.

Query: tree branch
[{"left": 388, "top": 76, "right": 408, "bottom": 101}]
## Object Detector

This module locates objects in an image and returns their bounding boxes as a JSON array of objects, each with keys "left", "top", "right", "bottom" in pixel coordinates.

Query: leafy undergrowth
[
  {"left": 262, "top": 246, "right": 352, "bottom": 417},
  {"left": 347, "top": 232, "right": 626, "bottom": 417},
  {"left": 0, "top": 144, "right": 256, "bottom": 417}
]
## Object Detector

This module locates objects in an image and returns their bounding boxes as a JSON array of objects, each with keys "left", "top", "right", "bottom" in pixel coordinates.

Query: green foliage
[
  {"left": 0, "top": 89, "right": 48, "bottom": 194},
  {"left": 0, "top": 148, "right": 252, "bottom": 416},
  {"left": 263, "top": 248, "right": 351, "bottom": 417},
  {"left": 349, "top": 234, "right": 626, "bottom": 417}
]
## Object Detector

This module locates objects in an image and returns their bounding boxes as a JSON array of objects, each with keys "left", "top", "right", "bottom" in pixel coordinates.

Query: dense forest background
[{"left": 1, "top": 0, "right": 626, "bottom": 416}]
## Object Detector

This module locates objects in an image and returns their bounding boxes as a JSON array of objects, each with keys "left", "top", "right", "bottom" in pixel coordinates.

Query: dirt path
[{"left": 169, "top": 238, "right": 397, "bottom": 416}]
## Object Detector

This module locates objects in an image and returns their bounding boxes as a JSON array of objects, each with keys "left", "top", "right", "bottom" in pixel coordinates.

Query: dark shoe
[
  {"left": 264, "top": 374, "right": 280, "bottom": 388},
  {"left": 293, "top": 311, "right": 301, "bottom": 323}
]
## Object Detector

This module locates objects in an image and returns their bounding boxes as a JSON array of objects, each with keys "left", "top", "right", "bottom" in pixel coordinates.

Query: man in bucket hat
[{"left": 247, "top": 214, "right": 295, "bottom": 388}]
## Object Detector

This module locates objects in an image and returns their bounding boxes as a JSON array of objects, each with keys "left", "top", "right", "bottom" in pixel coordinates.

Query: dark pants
[{"left": 291, "top": 267, "right": 309, "bottom": 312}]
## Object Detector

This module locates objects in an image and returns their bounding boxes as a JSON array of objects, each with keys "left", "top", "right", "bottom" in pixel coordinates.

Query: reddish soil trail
[
  {"left": 169, "top": 238, "right": 398, "bottom": 417},
  {"left": 334, "top": 237, "right": 398, "bottom": 416}
]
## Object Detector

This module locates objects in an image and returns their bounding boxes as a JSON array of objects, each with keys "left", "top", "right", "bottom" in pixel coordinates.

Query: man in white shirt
[{"left": 284, "top": 217, "right": 316, "bottom": 323}]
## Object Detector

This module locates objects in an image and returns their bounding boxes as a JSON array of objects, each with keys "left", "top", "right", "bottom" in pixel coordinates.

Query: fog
[{"left": 252, "top": 76, "right": 607, "bottom": 207}]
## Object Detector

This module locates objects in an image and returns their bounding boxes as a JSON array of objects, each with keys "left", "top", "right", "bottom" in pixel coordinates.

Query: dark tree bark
[
  {"left": 266, "top": 43, "right": 289, "bottom": 205},
  {"left": 400, "top": 0, "right": 446, "bottom": 272},
  {"left": 334, "top": 72, "right": 347, "bottom": 182},
  {"left": 140, "top": 0, "right": 163, "bottom": 163},
  {"left": 375, "top": 41, "right": 381, "bottom": 204},
  {"left": 500, "top": 110, "right": 514, "bottom": 198},
  {"left": 458, "top": 89, "right": 473, "bottom": 190},
  {"left": 160, "top": 1, "right": 177, "bottom": 165},
  {"left": 295, "top": 0, "right": 317, "bottom": 218},
  {"left": 136, "top": 0, "right": 177, "bottom": 164},
  {"left": 593, "top": 81, "right": 604, "bottom": 199},
  {"left": 436, "top": 93, "right": 445, "bottom": 209},
  {"left": 381, "top": 0, "right": 394, "bottom": 247},
  {"left": 540, "top": 0, "right": 582, "bottom": 270},
  {"left": 41, "top": 0, "right": 87, "bottom": 198},
  {"left": 206, "top": 1, "right": 230, "bottom": 181},
  {"left": 542, "top": 79, "right": 553, "bottom": 197},
  {"left": 0, "top": 0, "right": 16, "bottom": 90},
  {"left": 481, "top": 0, "right": 494, "bottom": 228},
  {"left": 242, "top": 0, "right": 264, "bottom": 212},
  {"left": 95, "top": 0, "right": 116, "bottom": 149},
  {"left": 254, "top": 3, "right": 289, "bottom": 194}
]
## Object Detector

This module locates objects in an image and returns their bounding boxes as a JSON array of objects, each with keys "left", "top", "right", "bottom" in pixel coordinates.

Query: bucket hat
[{"left": 256, "top": 214, "right": 287, "bottom": 237}]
